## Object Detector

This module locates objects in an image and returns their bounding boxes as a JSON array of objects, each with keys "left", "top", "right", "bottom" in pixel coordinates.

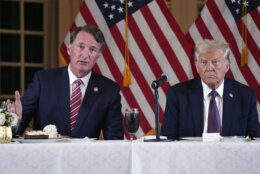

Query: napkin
[
  {"left": 139, "top": 135, "right": 167, "bottom": 141},
  {"left": 202, "top": 133, "right": 223, "bottom": 142}
]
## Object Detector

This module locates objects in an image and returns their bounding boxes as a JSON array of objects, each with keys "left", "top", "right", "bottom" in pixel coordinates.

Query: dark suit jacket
[
  {"left": 161, "top": 77, "right": 259, "bottom": 139},
  {"left": 18, "top": 66, "right": 124, "bottom": 140}
]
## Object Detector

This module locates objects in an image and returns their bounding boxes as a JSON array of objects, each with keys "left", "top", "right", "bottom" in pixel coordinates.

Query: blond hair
[{"left": 194, "top": 39, "right": 230, "bottom": 63}]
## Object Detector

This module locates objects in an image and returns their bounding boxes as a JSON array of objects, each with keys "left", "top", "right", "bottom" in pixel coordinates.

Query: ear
[
  {"left": 67, "top": 44, "right": 71, "bottom": 56},
  {"left": 224, "top": 60, "right": 230, "bottom": 73},
  {"left": 195, "top": 61, "right": 199, "bottom": 73},
  {"left": 95, "top": 51, "right": 101, "bottom": 59}
]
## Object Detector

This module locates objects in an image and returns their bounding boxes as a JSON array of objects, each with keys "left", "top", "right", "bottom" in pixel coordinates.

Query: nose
[
  {"left": 81, "top": 48, "right": 91, "bottom": 59},
  {"left": 205, "top": 61, "right": 214, "bottom": 71}
]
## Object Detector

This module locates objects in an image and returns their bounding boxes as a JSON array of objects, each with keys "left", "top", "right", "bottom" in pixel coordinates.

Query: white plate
[
  {"left": 12, "top": 138, "right": 97, "bottom": 143},
  {"left": 179, "top": 136, "right": 251, "bottom": 142},
  {"left": 68, "top": 138, "right": 96, "bottom": 143},
  {"left": 222, "top": 136, "right": 250, "bottom": 142},
  {"left": 13, "top": 138, "right": 64, "bottom": 143}
]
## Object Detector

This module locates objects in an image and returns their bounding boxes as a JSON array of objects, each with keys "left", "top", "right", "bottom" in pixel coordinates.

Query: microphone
[{"left": 151, "top": 73, "right": 170, "bottom": 89}]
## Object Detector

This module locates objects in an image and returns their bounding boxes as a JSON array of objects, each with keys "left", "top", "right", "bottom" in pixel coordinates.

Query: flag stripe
[
  {"left": 151, "top": 1, "right": 193, "bottom": 80},
  {"left": 128, "top": 15, "right": 167, "bottom": 89},
  {"left": 247, "top": 11, "right": 260, "bottom": 47},
  {"left": 250, "top": 8, "right": 260, "bottom": 30},
  {"left": 141, "top": 4, "right": 189, "bottom": 83},
  {"left": 156, "top": 0, "right": 193, "bottom": 69},
  {"left": 237, "top": 21, "right": 260, "bottom": 67},
  {"left": 130, "top": 9, "right": 180, "bottom": 87},
  {"left": 195, "top": 15, "right": 213, "bottom": 40},
  {"left": 109, "top": 25, "right": 165, "bottom": 125},
  {"left": 154, "top": 1, "right": 197, "bottom": 78},
  {"left": 119, "top": 19, "right": 169, "bottom": 114},
  {"left": 60, "top": 43, "right": 69, "bottom": 63}
]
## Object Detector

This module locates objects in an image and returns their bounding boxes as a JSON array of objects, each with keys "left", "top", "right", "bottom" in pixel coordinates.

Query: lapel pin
[
  {"left": 94, "top": 87, "right": 98, "bottom": 92},
  {"left": 229, "top": 93, "right": 233, "bottom": 98}
]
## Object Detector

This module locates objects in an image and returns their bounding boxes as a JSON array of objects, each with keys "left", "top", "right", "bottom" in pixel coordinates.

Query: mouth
[
  {"left": 78, "top": 60, "right": 89, "bottom": 65},
  {"left": 205, "top": 73, "right": 216, "bottom": 79}
]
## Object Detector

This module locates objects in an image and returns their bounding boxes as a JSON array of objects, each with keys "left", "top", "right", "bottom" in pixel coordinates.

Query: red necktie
[
  {"left": 70, "top": 79, "right": 82, "bottom": 134},
  {"left": 207, "top": 90, "right": 221, "bottom": 133}
]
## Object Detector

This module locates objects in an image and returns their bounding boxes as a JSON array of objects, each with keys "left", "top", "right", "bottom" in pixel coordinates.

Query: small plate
[
  {"left": 222, "top": 136, "right": 251, "bottom": 142},
  {"left": 69, "top": 138, "right": 97, "bottom": 143},
  {"left": 13, "top": 138, "right": 61, "bottom": 143}
]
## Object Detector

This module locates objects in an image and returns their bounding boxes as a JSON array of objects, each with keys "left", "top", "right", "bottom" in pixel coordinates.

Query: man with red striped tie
[{"left": 12, "top": 25, "right": 123, "bottom": 140}]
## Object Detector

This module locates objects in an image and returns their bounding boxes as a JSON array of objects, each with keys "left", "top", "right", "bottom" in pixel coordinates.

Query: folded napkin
[
  {"left": 202, "top": 133, "right": 223, "bottom": 142},
  {"left": 139, "top": 135, "right": 167, "bottom": 141}
]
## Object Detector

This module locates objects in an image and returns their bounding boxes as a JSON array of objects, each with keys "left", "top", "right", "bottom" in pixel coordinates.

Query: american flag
[
  {"left": 186, "top": 0, "right": 260, "bottom": 119},
  {"left": 59, "top": 0, "right": 193, "bottom": 138}
]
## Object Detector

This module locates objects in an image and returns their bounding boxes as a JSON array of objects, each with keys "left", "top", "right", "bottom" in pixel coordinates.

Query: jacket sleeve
[
  {"left": 102, "top": 84, "right": 124, "bottom": 140},
  {"left": 161, "top": 87, "right": 180, "bottom": 140}
]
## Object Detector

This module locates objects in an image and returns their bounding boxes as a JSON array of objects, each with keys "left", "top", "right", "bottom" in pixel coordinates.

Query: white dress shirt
[
  {"left": 202, "top": 80, "right": 224, "bottom": 133},
  {"left": 68, "top": 65, "right": 92, "bottom": 101}
]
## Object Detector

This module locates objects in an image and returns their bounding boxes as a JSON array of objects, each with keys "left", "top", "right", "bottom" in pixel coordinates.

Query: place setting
[{"left": 11, "top": 124, "right": 96, "bottom": 144}]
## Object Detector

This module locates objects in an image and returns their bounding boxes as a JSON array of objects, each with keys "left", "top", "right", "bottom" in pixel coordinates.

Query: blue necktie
[{"left": 207, "top": 90, "right": 221, "bottom": 133}]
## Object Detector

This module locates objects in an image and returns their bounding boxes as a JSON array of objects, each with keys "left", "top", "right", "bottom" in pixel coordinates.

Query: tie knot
[
  {"left": 75, "top": 79, "right": 82, "bottom": 86},
  {"left": 210, "top": 90, "right": 217, "bottom": 98}
]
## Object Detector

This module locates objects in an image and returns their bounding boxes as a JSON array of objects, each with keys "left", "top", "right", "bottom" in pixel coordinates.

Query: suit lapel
[
  {"left": 55, "top": 67, "right": 71, "bottom": 135},
  {"left": 222, "top": 78, "right": 236, "bottom": 135},
  {"left": 189, "top": 78, "right": 204, "bottom": 135},
  {"left": 73, "top": 71, "right": 100, "bottom": 135}
]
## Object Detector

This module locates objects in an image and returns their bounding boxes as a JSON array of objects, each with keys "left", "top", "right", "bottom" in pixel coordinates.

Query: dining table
[{"left": 0, "top": 137, "right": 260, "bottom": 174}]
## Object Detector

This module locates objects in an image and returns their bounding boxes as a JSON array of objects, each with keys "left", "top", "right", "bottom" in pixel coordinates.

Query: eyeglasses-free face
[{"left": 195, "top": 49, "right": 230, "bottom": 89}]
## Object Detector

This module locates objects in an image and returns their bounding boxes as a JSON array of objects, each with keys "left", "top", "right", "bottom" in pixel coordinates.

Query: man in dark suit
[
  {"left": 12, "top": 25, "right": 124, "bottom": 139},
  {"left": 161, "top": 39, "right": 259, "bottom": 140}
]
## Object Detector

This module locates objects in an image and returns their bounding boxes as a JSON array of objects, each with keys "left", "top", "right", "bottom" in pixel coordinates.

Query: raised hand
[
  {"left": 14, "top": 91, "right": 22, "bottom": 119},
  {"left": 6, "top": 91, "right": 22, "bottom": 119}
]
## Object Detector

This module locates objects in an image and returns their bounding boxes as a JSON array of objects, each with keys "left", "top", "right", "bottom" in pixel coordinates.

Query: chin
[
  {"left": 79, "top": 69, "right": 90, "bottom": 74},
  {"left": 78, "top": 66, "right": 90, "bottom": 72},
  {"left": 205, "top": 80, "right": 217, "bottom": 86}
]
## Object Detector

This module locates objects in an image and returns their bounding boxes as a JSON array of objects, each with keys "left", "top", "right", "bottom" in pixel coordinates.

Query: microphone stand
[{"left": 144, "top": 87, "right": 172, "bottom": 142}]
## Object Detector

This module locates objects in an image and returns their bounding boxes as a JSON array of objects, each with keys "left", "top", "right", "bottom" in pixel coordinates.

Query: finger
[
  {"left": 15, "top": 90, "right": 21, "bottom": 102},
  {"left": 14, "top": 90, "right": 22, "bottom": 118}
]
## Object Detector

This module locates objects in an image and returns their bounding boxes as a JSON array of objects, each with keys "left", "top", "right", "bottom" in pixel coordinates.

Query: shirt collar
[
  {"left": 201, "top": 79, "right": 224, "bottom": 99},
  {"left": 68, "top": 64, "right": 92, "bottom": 87}
]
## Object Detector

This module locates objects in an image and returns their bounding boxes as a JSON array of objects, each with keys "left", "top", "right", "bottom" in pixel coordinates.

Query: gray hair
[
  {"left": 70, "top": 25, "right": 105, "bottom": 52},
  {"left": 194, "top": 39, "right": 230, "bottom": 63}
]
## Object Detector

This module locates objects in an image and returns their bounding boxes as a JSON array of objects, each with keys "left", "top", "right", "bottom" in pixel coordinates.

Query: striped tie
[{"left": 70, "top": 79, "right": 82, "bottom": 135}]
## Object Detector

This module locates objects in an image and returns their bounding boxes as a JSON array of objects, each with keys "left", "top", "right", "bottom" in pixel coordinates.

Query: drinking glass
[{"left": 124, "top": 108, "right": 140, "bottom": 141}]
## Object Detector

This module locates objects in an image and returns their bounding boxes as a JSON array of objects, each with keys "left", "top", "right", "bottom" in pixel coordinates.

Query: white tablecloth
[
  {"left": 1, "top": 139, "right": 260, "bottom": 174},
  {"left": 0, "top": 140, "right": 132, "bottom": 174},
  {"left": 132, "top": 141, "right": 260, "bottom": 174}
]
